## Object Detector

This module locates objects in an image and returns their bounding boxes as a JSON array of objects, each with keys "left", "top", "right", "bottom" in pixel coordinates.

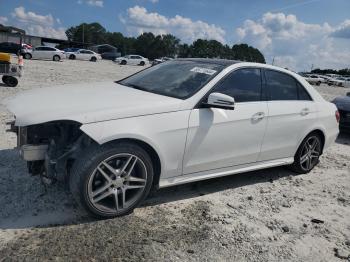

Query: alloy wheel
[
  {"left": 299, "top": 136, "right": 321, "bottom": 171},
  {"left": 87, "top": 153, "right": 147, "bottom": 214}
]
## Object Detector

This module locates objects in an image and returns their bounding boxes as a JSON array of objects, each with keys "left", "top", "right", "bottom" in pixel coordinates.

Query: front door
[{"left": 183, "top": 68, "right": 268, "bottom": 174}]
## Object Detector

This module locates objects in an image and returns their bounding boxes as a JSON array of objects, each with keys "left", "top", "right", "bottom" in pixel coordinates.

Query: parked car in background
[
  {"left": 65, "top": 49, "right": 101, "bottom": 62},
  {"left": 152, "top": 57, "right": 173, "bottom": 66},
  {"left": 4, "top": 59, "right": 339, "bottom": 218},
  {"left": 0, "top": 42, "right": 31, "bottom": 56},
  {"left": 101, "top": 51, "right": 120, "bottom": 60},
  {"left": 327, "top": 77, "right": 345, "bottom": 87},
  {"left": 303, "top": 74, "right": 322, "bottom": 85},
  {"left": 317, "top": 75, "right": 333, "bottom": 85},
  {"left": 332, "top": 92, "right": 350, "bottom": 132},
  {"left": 24, "top": 46, "right": 65, "bottom": 61},
  {"left": 335, "top": 77, "right": 350, "bottom": 88},
  {"left": 115, "top": 55, "right": 148, "bottom": 66}
]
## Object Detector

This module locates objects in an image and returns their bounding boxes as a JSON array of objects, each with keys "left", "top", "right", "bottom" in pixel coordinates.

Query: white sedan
[
  {"left": 23, "top": 46, "right": 65, "bottom": 61},
  {"left": 66, "top": 49, "right": 101, "bottom": 62},
  {"left": 115, "top": 55, "right": 148, "bottom": 66},
  {"left": 303, "top": 74, "right": 323, "bottom": 85},
  {"left": 334, "top": 77, "right": 350, "bottom": 88},
  {"left": 3, "top": 59, "right": 339, "bottom": 218}
]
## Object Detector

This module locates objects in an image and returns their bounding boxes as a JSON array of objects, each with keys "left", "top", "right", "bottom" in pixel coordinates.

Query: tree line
[
  {"left": 311, "top": 68, "right": 350, "bottom": 76},
  {"left": 64, "top": 22, "right": 266, "bottom": 63}
]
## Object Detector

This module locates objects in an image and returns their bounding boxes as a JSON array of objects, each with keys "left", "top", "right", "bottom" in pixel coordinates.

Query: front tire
[
  {"left": 90, "top": 56, "right": 97, "bottom": 62},
  {"left": 289, "top": 133, "right": 322, "bottom": 174},
  {"left": 2, "top": 76, "right": 18, "bottom": 87},
  {"left": 120, "top": 60, "right": 127, "bottom": 65},
  {"left": 139, "top": 61, "right": 145, "bottom": 66},
  {"left": 69, "top": 54, "right": 76, "bottom": 60},
  {"left": 69, "top": 142, "right": 154, "bottom": 218}
]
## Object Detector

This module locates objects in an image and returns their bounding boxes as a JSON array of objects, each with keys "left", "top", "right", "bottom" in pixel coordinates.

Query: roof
[
  {"left": 176, "top": 58, "right": 240, "bottom": 66},
  {"left": 91, "top": 44, "right": 117, "bottom": 49}
]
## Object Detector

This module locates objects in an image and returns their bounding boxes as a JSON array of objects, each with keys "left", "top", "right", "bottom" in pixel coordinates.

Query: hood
[
  {"left": 332, "top": 95, "right": 350, "bottom": 111},
  {"left": 3, "top": 82, "right": 184, "bottom": 126}
]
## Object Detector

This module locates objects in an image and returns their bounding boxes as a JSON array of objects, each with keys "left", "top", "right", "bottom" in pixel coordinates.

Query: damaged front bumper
[
  {"left": 6, "top": 121, "right": 47, "bottom": 161},
  {"left": 6, "top": 119, "right": 89, "bottom": 182}
]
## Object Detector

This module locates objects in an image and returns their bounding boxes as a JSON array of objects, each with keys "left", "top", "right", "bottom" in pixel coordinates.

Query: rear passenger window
[
  {"left": 297, "top": 82, "right": 312, "bottom": 101},
  {"left": 213, "top": 68, "right": 262, "bottom": 102},
  {"left": 265, "top": 70, "right": 298, "bottom": 100}
]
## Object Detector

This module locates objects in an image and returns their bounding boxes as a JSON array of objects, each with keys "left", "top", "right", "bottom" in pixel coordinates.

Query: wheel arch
[
  {"left": 297, "top": 129, "right": 326, "bottom": 154},
  {"left": 101, "top": 137, "right": 162, "bottom": 190}
]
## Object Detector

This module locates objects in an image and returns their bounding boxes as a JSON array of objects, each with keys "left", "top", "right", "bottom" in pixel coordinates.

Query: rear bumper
[{"left": 324, "top": 128, "right": 339, "bottom": 150}]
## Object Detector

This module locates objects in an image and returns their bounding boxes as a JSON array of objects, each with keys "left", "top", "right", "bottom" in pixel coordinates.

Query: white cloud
[
  {"left": 331, "top": 19, "right": 350, "bottom": 39},
  {"left": 26, "top": 25, "right": 67, "bottom": 39},
  {"left": 149, "top": 0, "right": 159, "bottom": 3},
  {"left": 87, "top": 0, "right": 104, "bottom": 7},
  {"left": 11, "top": 6, "right": 67, "bottom": 40},
  {"left": 121, "top": 5, "right": 226, "bottom": 43},
  {"left": 77, "top": 0, "right": 103, "bottom": 7},
  {"left": 236, "top": 12, "right": 350, "bottom": 71},
  {"left": 12, "top": 6, "right": 54, "bottom": 26},
  {"left": 0, "top": 16, "right": 8, "bottom": 24}
]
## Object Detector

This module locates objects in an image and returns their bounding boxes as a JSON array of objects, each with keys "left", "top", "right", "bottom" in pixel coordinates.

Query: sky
[{"left": 0, "top": 0, "right": 350, "bottom": 71}]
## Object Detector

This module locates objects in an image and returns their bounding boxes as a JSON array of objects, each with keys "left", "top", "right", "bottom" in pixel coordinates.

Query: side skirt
[{"left": 159, "top": 157, "right": 294, "bottom": 188}]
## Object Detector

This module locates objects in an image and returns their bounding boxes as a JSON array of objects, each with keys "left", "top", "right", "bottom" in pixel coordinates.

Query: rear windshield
[{"left": 119, "top": 60, "right": 225, "bottom": 99}]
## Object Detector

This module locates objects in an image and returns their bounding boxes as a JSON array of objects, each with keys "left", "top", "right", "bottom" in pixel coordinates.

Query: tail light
[{"left": 335, "top": 110, "right": 340, "bottom": 123}]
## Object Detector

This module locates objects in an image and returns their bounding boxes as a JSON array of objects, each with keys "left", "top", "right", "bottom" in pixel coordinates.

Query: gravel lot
[{"left": 0, "top": 59, "right": 349, "bottom": 261}]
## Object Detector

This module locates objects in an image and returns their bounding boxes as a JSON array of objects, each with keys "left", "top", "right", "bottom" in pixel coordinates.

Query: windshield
[{"left": 119, "top": 60, "right": 225, "bottom": 99}]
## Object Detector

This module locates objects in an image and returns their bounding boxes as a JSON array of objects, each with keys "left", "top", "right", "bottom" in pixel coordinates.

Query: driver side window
[{"left": 212, "top": 68, "right": 263, "bottom": 102}]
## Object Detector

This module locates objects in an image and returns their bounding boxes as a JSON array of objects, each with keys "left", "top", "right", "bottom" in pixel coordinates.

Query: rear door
[
  {"left": 75, "top": 50, "right": 84, "bottom": 60},
  {"left": 32, "top": 47, "right": 45, "bottom": 59},
  {"left": 259, "top": 69, "right": 316, "bottom": 161},
  {"left": 183, "top": 68, "right": 269, "bottom": 174},
  {"left": 130, "top": 55, "right": 141, "bottom": 65},
  {"left": 45, "top": 47, "right": 57, "bottom": 59},
  {"left": 85, "top": 50, "right": 95, "bottom": 60},
  {"left": 78, "top": 50, "right": 90, "bottom": 60}
]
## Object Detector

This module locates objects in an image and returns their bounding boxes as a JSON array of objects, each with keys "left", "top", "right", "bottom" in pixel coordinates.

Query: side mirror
[{"left": 203, "top": 92, "right": 235, "bottom": 110}]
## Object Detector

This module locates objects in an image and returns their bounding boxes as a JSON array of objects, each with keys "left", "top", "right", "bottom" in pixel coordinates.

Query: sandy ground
[{"left": 0, "top": 59, "right": 349, "bottom": 261}]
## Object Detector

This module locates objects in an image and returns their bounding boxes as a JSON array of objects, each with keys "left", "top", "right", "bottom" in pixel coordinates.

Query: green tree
[
  {"left": 178, "top": 43, "right": 191, "bottom": 58},
  {"left": 66, "top": 22, "right": 107, "bottom": 44},
  {"left": 64, "top": 22, "right": 266, "bottom": 63},
  {"left": 231, "top": 44, "right": 266, "bottom": 63}
]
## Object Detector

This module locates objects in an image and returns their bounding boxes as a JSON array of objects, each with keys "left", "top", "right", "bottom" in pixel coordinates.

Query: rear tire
[
  {"left": 289, "top": 133, "right": 323, "bottom": 174},
  {"left": 23, "top": 53, "right": 32, "bottom": 59},
  {"left": 69, "top": 142, "right": 154, "bottom": 218},
  {"left": 53, "top": 55, "right": 60, "bottom": 62}
]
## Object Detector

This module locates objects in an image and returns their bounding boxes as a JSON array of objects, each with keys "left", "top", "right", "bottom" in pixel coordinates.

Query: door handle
[
  {"left": 252, "top": 112, "right": 265, "bottom": 121},
  {"left": 301, "top": 108, "right": 310, "bottom": 116}
]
